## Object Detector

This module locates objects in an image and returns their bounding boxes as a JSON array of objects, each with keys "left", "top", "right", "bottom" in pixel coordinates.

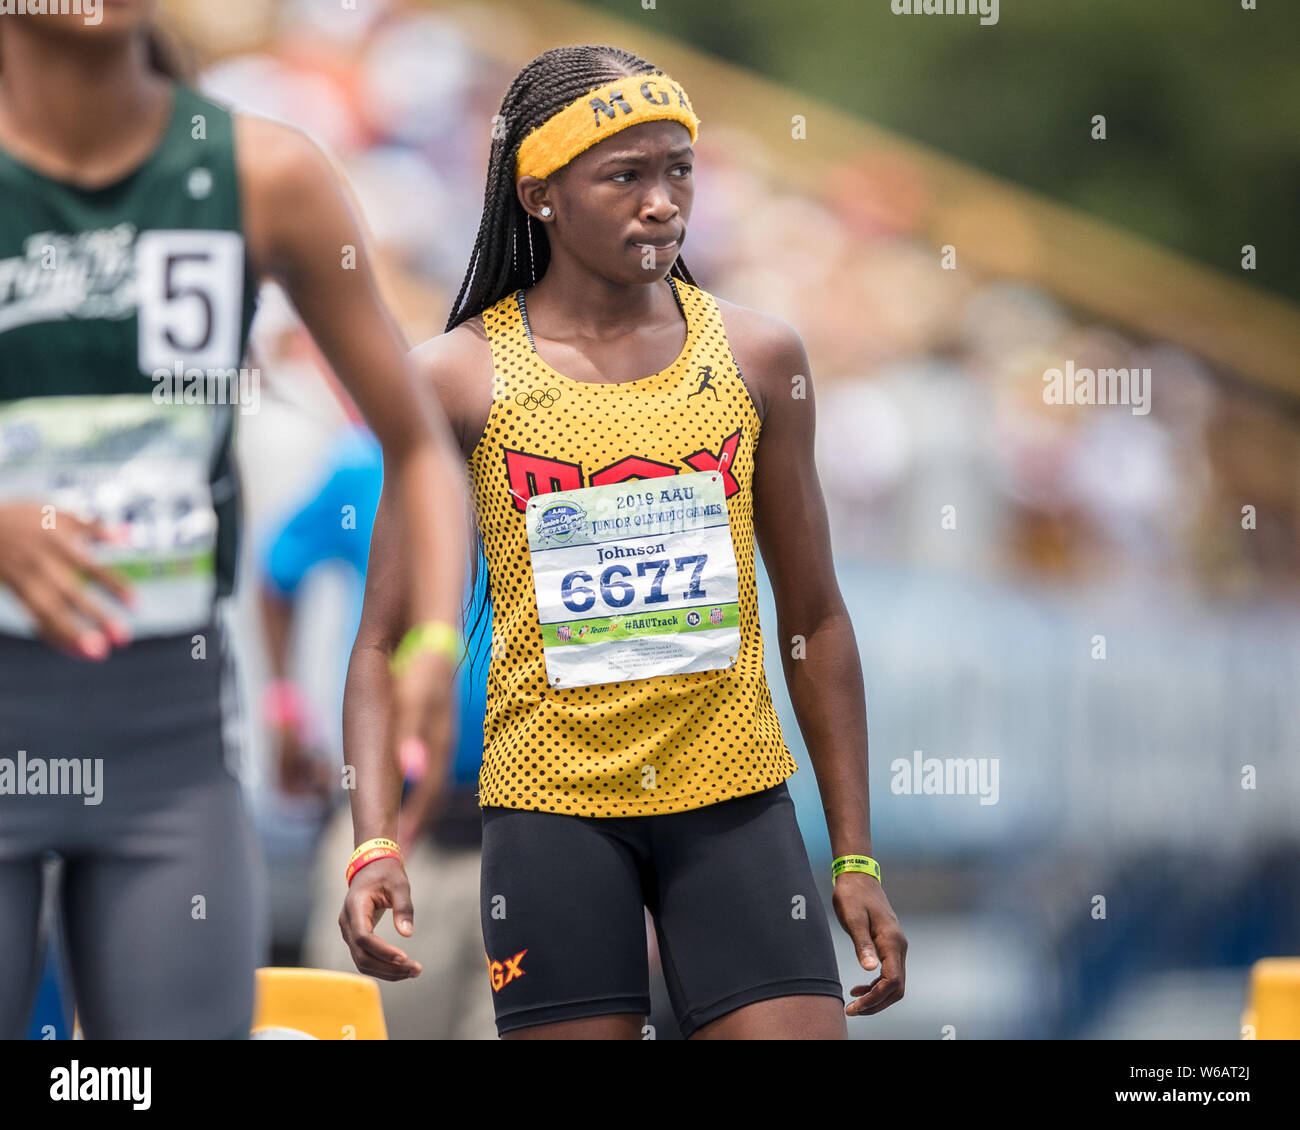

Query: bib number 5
[{"left": 136, "top": 230, "right": 244, "bottom": 374}]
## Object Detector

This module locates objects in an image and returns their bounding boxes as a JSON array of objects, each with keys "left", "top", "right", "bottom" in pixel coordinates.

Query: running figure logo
[{"left": 688, "top": 364, "right": 719, "bottom": 401}]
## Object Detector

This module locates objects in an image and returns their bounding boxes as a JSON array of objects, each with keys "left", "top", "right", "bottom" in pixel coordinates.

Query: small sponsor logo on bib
[{"left": 537, "top": 500, "right": 585, "bottom": 543}]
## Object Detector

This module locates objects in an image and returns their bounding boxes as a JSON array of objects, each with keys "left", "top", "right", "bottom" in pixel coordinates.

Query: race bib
[
  {"left": 526, "top": 469, "right": 741, "bottom": 689},
  {"left": 136, "top": 229, "right": 245, "bottom": 374},
  {"left": 0, "top": 394, "right": 223, "bottom": 639}
]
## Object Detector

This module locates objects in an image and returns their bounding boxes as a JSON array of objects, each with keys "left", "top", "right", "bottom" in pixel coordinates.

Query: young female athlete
[
  {"left": 0, "top": 3, "right": 468, "bottom": 1038},
  {"left": 340, "top": 45, "right": 906, "bottom": 1039}
]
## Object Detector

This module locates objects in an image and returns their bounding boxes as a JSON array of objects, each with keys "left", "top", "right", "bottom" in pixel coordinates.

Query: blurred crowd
[{"left": 173, "top": 0, "right": 1300, "bottom": 602}]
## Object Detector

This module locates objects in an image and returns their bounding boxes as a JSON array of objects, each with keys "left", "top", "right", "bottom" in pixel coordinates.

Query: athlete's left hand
[{"left": 833, "top": 874, "right": 907, "bottom": 1016}]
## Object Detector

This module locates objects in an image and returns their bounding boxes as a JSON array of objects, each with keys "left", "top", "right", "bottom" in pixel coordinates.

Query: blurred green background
[{"left": 579, "top": 0, "right": 1300, "bottom": 301}]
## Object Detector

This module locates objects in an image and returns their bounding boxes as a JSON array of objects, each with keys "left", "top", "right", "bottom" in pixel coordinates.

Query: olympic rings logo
[{"left": 515, "top": 388, "right": 562, "bottom": 410}]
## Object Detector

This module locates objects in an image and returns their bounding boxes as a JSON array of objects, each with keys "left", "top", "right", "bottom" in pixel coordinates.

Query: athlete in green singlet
[{"left": 0, "top": 3, "right": 468, "bottom": 1038}]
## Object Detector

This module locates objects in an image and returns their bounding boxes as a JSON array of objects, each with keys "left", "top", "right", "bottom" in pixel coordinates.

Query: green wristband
[
  {"left": 389, "top": 621, "right": 463, "bottom": 677},
  {"left": 831, "top": 854, "right": 881, "bottom": 886}
]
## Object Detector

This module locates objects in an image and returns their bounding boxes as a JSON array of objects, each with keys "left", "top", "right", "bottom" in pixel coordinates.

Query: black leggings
[{"left": 0, "top": 616, "right": 266, "bottom": 1039}]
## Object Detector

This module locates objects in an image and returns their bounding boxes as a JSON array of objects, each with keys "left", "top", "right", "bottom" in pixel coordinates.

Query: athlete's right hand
[
  {"left": 0, "top": 502, "right": 133, "bottom": 658},
  {"left": 339, "top": 856, "right": 423, "bottom": 981}
]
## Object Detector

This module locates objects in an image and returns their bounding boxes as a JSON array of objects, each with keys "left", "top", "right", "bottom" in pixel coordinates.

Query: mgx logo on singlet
[{"left": 498, "top": 427, "right": 744, "bottom": 512}]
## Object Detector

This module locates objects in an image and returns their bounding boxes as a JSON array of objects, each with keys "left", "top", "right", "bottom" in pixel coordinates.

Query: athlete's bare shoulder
[
  {"left": 712, "top": 296, "right": 812, "bottom": 428},
  {"left": 409, "top": 318, "right": 494, "bottom": 461},
  {"left": 233, "top": 113, "right": 356, "bottom": 276},
  {"left": 233, "top": 113, "right": 332, "bottom": 208}
]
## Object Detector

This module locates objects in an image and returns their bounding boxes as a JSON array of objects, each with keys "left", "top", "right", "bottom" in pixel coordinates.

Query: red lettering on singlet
[
  {"left": 500, "top": 430, "right": 745, "bottom": 511},
  {"left": 502, "top": 448, "right": 583, "bottom": 512},
  {"left": 589, "top": 454, "right": 680, "bottom": 486}
]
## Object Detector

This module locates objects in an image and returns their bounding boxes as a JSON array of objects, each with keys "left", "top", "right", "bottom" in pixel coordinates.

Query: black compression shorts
[{"left": 479, "top": 781, "right": 843, "bottom": 1037}]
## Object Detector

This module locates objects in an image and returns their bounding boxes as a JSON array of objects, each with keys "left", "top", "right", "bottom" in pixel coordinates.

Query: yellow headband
[{"left": 515, "top": 74, "right": 700, "bottom": 182}]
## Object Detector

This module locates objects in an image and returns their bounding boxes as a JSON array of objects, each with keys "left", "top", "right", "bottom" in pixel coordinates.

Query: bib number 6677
[{"left": 560, "top": 554, "right": 708, "bottom": 613}]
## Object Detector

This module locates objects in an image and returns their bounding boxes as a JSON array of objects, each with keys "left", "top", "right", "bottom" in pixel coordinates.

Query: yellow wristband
[
  {"left": 831, "top": 855, "right": 881, "bottom": 886},
  {"left": 349, "top": 837, "right": 402, "bottom": 866},
  {"left": 389, "top": 621, "right": 462, "bottom": 677}
]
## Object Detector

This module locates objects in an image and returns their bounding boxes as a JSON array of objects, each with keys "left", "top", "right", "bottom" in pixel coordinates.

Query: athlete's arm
[
  {"left": 384, "top": 322, "right": 491, "bottom": 842},
  {"left": 337, "top": 484, "right": 421, "bottom": 980},
  {"left": 237, "top": 113, "right": 469, "bottom": 796},
  {"left": 335, "top": 324, "right": 489, "bottom": 979},
  {"left": 388, "top": 324, "right": 493, "bottom": 846},
  {"left": 723, "top": 299, "right": 907, "bottom": 1017}
]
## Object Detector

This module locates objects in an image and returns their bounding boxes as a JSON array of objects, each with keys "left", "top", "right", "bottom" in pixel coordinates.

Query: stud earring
[{"left": 540, "top": 206, "right": 553, "bottom": 218}]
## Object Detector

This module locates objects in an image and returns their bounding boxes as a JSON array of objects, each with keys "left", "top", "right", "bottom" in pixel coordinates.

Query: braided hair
[{"left": 446, "top": 44, "right": 697, "bottom": 333}]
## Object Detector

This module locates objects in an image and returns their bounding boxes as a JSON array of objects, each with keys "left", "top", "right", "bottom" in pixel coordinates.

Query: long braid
[{"left": 454, "top": 46, "right": 697, "bottom": 699}]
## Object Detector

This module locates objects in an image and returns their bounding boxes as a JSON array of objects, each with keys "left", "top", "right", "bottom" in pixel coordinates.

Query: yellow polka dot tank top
[{"left": 468, "top": 278, "right": 796, "bottom": 816}]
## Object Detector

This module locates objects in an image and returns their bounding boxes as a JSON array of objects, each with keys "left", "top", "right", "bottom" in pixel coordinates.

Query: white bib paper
[
  {"left": 526, "top": 469, "right": 741, "bottom": 689},
  {"left": 0, "top": 394, "right": 222, "bottom": 639}
]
